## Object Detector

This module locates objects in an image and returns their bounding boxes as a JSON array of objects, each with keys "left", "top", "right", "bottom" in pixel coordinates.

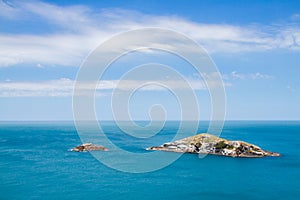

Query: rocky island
[
  {"left": 146, "top": 133, "right": 280, "bottom": 157},
  {"left": 71, "top": 143, "right": 109, "bottom": 152}
]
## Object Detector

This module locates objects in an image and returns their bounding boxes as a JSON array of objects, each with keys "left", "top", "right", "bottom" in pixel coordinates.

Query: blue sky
[{"left": 0, "top": 0, "right": 300, "bottom": 120}]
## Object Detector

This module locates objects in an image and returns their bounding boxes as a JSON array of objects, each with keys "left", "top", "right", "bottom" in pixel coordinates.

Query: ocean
[{"left": 0, "top": 121, "right": 299, "bottom": 200}]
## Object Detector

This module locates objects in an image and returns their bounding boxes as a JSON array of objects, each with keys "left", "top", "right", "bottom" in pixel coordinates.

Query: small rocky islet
[
  {"left": 71, "top": 143, "right": 109, "bottom": 152},
  {"left": 146, "top": 133, "right": 280, "bottom": 158}
]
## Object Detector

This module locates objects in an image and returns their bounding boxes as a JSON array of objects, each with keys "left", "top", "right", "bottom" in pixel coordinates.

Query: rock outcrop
[
  {"left": 146, "top": 133, "right": 280, "bottom": 157},
  {"left": 71, "top": 143, "right": 108, "bottom": 152}
]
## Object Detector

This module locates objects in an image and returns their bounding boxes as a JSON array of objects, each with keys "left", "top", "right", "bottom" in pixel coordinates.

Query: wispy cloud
[
  {"left": 291, "top": 14, "right": 300, "bottom": 21},
  {"left": 286, "top": 85, "right": 296, "bottom": 92},
  {"left": 0, "top": 78, "right": 74, "bottom": 97},
  {"left": 0, "top": 1, "right": 300, "bottom": 67},
  {"left": 223, "top": 71, "right": 274, "bottom": 80},
  {"left": 0, "top": 77, "right": 229, "bottom": 97}
]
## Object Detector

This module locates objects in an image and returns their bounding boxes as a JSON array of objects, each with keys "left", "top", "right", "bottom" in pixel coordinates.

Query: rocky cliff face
[{"left": 146, "top": 133, "right": 280, "bottom": 157}]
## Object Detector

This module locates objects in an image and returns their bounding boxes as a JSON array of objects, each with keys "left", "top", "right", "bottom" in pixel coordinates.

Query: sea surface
[{"left": 0, "top": 121, "right": 300, "bottom": 200}]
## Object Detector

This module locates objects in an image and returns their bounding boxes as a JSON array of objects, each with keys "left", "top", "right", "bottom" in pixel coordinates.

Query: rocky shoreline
[{"left": 146, "top": 133, "right": 280, "bottom": 158}]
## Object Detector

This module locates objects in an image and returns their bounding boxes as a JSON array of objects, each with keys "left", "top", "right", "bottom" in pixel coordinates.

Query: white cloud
[
  {"left": 0, "top": 33, "right": 105, "bottom": 66},
  {"left": 250, "top": 72, "right": 274, "bottom": 80},
  {"left": 0, "top": 78, "right": 74, "bottom": 97},
  {"left": 223, "top": 71, "right": 274, "bottom": 80},
  {"left": 0, "top": 77, "right": 228, "bottom": 97},
  {"left": 230, "top": 71, "right": 246, "bottom": 80},
  {"left": 0, "top": 1, "right": 300, "bottom": 68}
]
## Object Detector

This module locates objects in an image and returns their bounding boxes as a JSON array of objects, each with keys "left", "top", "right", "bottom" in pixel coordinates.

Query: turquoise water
[{"left": 0, "top": 121, "right": 299, "bottom": 199}]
